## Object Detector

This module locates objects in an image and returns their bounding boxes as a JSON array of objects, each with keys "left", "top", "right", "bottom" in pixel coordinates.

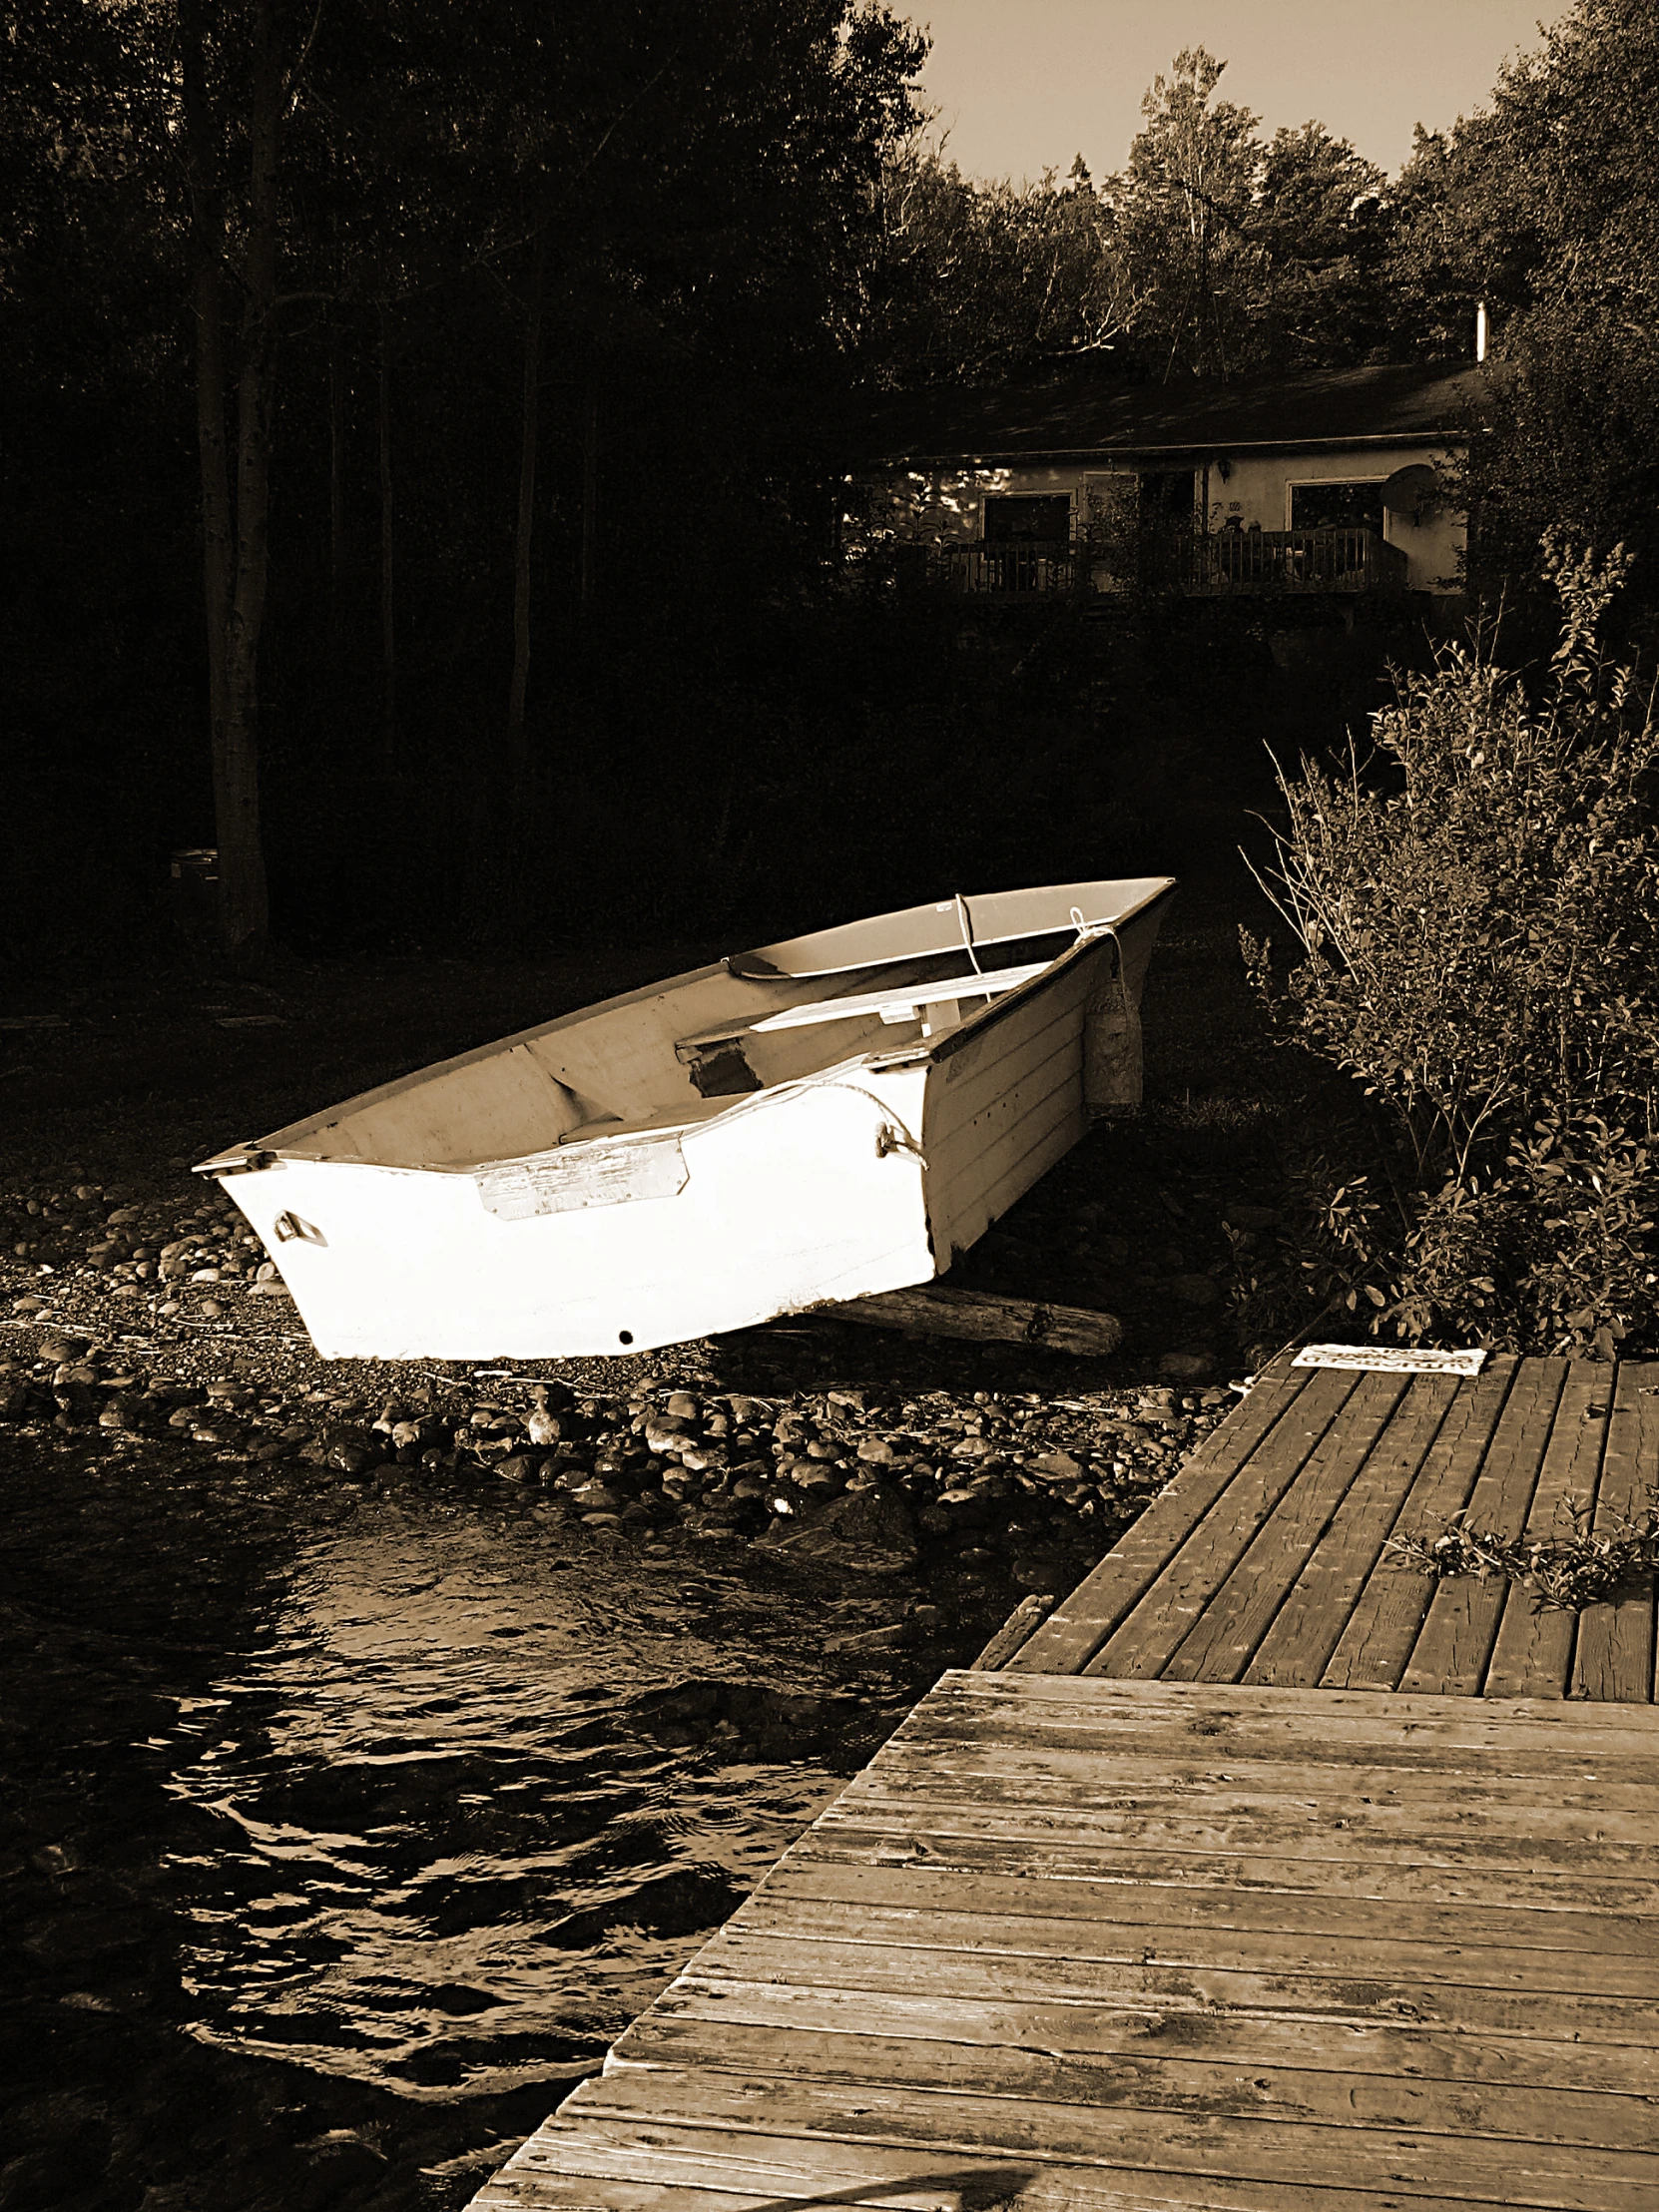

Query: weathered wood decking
[
  {"left": 469, "top": 1358, "right": 1659, "bottom": 2212},
  {"left": 1011, "top": 1356, "right": 1659, "bottom": 1697}
]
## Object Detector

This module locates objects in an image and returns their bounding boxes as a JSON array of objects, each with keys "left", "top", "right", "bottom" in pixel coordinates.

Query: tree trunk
[
  {"left": 328, "top": 326, "right": 346, "bottom": 632},
  {"left": 217, "top": 0, "right": 276, "bottom": 962},
  {"left": 181, "top": 0, "right": 273, "bottom": 965},
  {"left": 580, "top": 357, "right": 600, "bottom": 608},
  {"left": 378, "top": 307, "right": 397, "bottom": 772},
  {"left": 505, "top": 230, "right": 546, "bottom": 806},
  {"left": 180, "top": 0, "right": 233, "bottom": 929}
]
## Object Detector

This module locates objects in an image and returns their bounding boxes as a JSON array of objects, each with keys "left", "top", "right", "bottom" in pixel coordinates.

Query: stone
[
  {"left": 198, "top": 1298, "right": 225, "bottom": 1320},
  {"left": 11, "top": 1296, "right": 46, "bottom": 1314},
  {"left": 665, "top": 1390, "right": 700, "bottom": 1419},
  {"left": 189, "top": 1267, "right": 222, "bottom": 1284},
  {"left": 570, "top": 1480, "right": 623, "bottom": 1513},
  {"left": 769, "top": 1482, "right": 917, "bottom": 1569},
  {"left": 495, "top": 1454, "right": 541, "bottom": 1481},
  {"left": 1158, "top": 1351, "right": 1215, "bottom": 1381},
  {"left": 950, "top": 1434, "right": 997, "bottom": 1460},
  {"left": 855, "top": 1435, "right": 895, "bottom": 1464},
  {"left": 643, "top": 1415, "right": 693, "bottom": 1454},
  {"left": 1027, "top": 1450, "right": 1083, "bottom": 1481}
]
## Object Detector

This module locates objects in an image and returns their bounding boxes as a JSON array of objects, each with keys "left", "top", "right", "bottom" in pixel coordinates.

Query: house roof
[{"left": 858, "top": 361, "right": 1485, "bottom": 468}]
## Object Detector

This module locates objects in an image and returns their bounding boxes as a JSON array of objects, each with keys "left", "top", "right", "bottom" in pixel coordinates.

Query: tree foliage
[
  {"left": 1385, "top": 0, "right": 1659, "bottom": 618},
  {"left": 860, "top": 49, "right": 1394, "bottom": 386}
]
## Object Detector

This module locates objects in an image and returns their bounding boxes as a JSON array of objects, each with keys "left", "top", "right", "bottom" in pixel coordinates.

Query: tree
[
  {"left": 1251, "top": 124, "right": 1388, "bottom": 367},
  {"left": 857, "top": 150, "right": 1122, "bottom": 386},
  {"left": 1101, "top": 49, "right": 1265, "bottom": 378},
  {"left": 1383, "top": 0, "right": 1659, "bottom": 621}
]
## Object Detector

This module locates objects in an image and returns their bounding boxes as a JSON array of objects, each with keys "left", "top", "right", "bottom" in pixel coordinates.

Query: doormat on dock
[{"left": 1292, "top": 1343, "right": 1487, "bottom": 1377}]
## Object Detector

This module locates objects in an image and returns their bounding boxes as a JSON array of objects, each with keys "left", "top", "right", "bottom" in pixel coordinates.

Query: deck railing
[
  {"left": 942, "top": 539, "right": 1078, "bottom": 596},
  {"left": 1173, "top": 525, "right": 1408, "bottom": 594},
  {"left": 928, "top": 525, "right": 1407, "bottom": 598}
]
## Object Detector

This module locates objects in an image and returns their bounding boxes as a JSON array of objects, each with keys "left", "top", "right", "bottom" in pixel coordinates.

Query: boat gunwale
[{"left": 194, "top": 877, "right": 1176, "bottom": 1177}]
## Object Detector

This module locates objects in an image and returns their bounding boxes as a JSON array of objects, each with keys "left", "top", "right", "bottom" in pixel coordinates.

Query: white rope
[{"left": 954, "top": 890, "right": 983, "bottom": 976}]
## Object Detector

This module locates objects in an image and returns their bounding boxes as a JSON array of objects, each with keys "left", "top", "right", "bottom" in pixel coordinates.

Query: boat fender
[{"left": 1082, "top": 925, "right": 1143, "bottom": 1111}]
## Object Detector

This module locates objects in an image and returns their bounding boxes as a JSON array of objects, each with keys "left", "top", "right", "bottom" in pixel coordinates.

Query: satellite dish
[{"left": 1382, "top": 463, "right": 1440, "bottom": 521}]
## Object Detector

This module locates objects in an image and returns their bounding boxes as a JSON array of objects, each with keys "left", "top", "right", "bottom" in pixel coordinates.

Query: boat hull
[{"left": 205, "top": 879, "right": 1173, "bottom": 1359}]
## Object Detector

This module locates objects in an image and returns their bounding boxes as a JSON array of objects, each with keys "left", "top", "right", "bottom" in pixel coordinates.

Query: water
[{"left": 0, "top": 1442, "right": 961, "bottom": 2210}]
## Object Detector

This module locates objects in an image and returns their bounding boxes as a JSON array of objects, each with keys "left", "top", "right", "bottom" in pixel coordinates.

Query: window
[
  {"left": 1140, "top": 471, "right": 1197, "bottom": 527},
  {"left": 1290, "top": 480, "right": 1384, "bottom": 532},
  {"left": 982, "top": 494, "right": 1071, "bottom": 542}
]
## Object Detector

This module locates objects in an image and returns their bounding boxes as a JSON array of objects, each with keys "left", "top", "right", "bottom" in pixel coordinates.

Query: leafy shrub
[{"left": 1240, "top": 537, "right": 1659, "bottom": 1355}]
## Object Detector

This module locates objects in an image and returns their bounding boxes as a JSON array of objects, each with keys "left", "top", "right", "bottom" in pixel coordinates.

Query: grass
[{"left": 1385, "top": 1496, "right": 1659, "bottom": 1609}]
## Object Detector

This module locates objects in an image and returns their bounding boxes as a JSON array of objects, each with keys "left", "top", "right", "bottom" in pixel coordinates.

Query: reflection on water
[
  {"left": 0, "top": 1450, "right": 927, "bottom": 2208},
  {"left": 166, "top": 1518, "right": 848, "bottom": 2102}
]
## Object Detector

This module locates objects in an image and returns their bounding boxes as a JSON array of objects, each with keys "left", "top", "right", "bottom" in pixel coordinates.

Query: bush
[{"left": 1240, "top": 537, "right": 1659, "bottom": 1356}]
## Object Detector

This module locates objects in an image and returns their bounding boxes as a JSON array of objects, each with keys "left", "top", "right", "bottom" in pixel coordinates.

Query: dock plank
[
  {"left": 481, "top": 2117, "right": 1535, "bottom": 2212},
  {"left": 649, "top": 1973, "right": 1659, "bottom": 2096},
  {"left": 567, "top": 2063, "right": 1659, "bottom": 2210},
  {"left": 1154, "top": 1370, "right": 1412, "bottom": 1681},
  {"left": 611, "top": 2013, "right": 1659, "bottom": 2150},
  {"left": 471, "top": 1673, "right": 1659, "bottom": 2212},
  {"left": 1320, "top": 1355, "right": 1520, "bottom": 1691},
  {"left": 1242, "top": 1372, "right": 1460, "bottom": 1686},
  {"left": 1400, "top": 1359, "right": 1568, "bottom": 1693},
  {"left": 1084, "top": 1370, "right": 1366, "bottom": 1678},
  {"left": 1484, "top": 1367, "right": 1610, "bottom": 1698},
  {"left": 1006, "top": 1367, "right": 1322, "bottom": 1676},
  {"left": 1572, "top": 1361, "right": 1659, "bottom": 1703}
]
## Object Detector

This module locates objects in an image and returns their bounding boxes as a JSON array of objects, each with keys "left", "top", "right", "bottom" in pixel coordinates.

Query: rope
[{"left": 954, "top": 890, "right": 983, "bottom": 976}]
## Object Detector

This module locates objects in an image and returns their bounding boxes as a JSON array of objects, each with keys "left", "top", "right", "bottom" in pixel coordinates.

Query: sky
[{"left": 913, "top": 0, "right": 1569, "bottom": 184}]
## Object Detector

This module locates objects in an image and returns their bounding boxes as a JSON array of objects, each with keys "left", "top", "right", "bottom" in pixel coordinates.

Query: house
[{"left": 843, "top": 362, "right": 1481, "bottom": 601}]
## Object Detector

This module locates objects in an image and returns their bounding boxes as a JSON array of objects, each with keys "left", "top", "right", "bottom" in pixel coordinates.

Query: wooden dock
[{"left": 469, "top": 1357, "right": 1659, "bottom": 2212}]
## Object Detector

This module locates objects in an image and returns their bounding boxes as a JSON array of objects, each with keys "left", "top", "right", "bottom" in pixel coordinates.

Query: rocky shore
[{"left": 1, "top": 1162, "right": 1242, "bottom": 1613}]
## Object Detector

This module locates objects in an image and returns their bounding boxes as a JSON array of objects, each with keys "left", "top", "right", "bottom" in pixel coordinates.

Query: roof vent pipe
[{"left": 1475, "top": 299, "right": 1489, "bottom": 362}]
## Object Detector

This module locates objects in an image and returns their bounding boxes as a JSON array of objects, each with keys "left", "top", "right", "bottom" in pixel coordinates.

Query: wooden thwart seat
[{"left": 748, "top": 960, "right": 1048, "bottom": 1032}]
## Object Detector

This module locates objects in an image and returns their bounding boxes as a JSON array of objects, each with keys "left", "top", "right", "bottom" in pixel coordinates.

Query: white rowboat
[{"left": 197, "top": 875, "right": 1175, "bottom": 1359}]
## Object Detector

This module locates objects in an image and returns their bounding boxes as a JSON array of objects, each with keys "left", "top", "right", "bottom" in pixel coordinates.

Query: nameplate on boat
[
  {"left": 475, "top": 1133, "right": 689, "bottom": 1220},
  {"left": 1293, "top": 1343, "right": 1486, "bottom": 1377}
]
